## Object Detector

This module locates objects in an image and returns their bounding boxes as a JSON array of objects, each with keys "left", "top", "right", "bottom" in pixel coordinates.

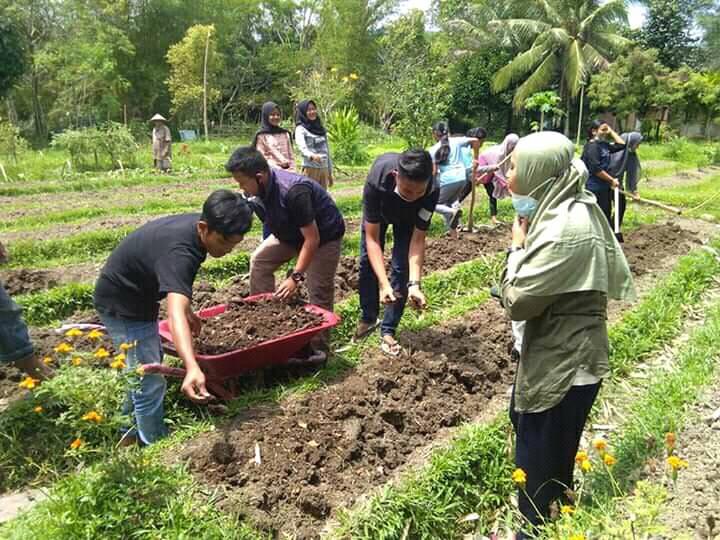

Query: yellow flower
[
  {"left": 81, "top": 411, "right": 102, "bottom": 423},
  {"left": 114, "top": 353, "right": 126, "bottom": 362},
  {"left": 87, "top": 329, "right": 104, "bottom": 340},
  {"left": 569, "top": 535, "right": 586, "bottom": 540},
  {"left": 512, "top": 468, "right": 527, "bottom": 487},
  {"left": 42, "top": 356, "right": 53, "bottom": 365},
  {"left": 135, "top": 366, "right": 145, "bottom": 377},
  {"left": 581, "top": 459, "right": 592, "bottom": 473},
  {"left": 592, "top": 437, "right": 607, "bottom": 453},
  {"left": 560, "top": 504, "right": 575, "bottom": 515},
  {"left": 330, "top": 67, "right": 338, "bottom": 73},
  {"left": 33, "top": 406, "right": 43, "bottom": 413},
  {"left": 110, "top": 358, "right": 126, "bottom": 370},
  {"left": 665, "top": 432, "right": 676, "bottom": 450},
  {"left": 349, "top": 72, "right": 359, "bottom": 80},
  {"left": 54, "top": 342, "right": 74, "bottom": 354},
  {"left": 667, "top": 455, "right": 688, "bottom": 471},
  {"left": 575, "top": 450, "right": 589, "bottom": 464},
  {"left": 65, "top": 328, "right": 84, "bottom": 338},
  {"left": 18, "top": 377, "right": 39, "bottom": 390},
  {"left": 94, "top": 347, "right": 110, "bottom": 359},
  {"left": 341, "top": 76, "right": 349, "bottom": 83},
  {"left": 119, "top": 342, "right": 134, "bottom": 351},
  {"left": 603, "top": 454, "right": 617, "bottom": 467},
  {"left": 72, "top": 357, "right": 83, "bottom": 366},
  {"left": 70, "top": 438, "right": 83, "bottom": 450}
]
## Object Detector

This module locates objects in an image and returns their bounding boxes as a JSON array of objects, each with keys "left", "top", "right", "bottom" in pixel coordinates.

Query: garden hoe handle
[
  {"left": 614, "top": 187, "right": 620, "bottom": 234},
  {"left": 621, "top": 189, "right": 682, "bottom": 215}
]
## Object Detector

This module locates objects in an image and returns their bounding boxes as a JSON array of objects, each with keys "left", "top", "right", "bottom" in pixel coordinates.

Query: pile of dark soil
[
  {"left": 195, "top": 298, "right": 324, "bottom": 356},
  {"left": 623, "top": 222, "right": 699, "bottom": 276},
  {"left": 0, "top": 269, "right": 58, "bottom": 296}
]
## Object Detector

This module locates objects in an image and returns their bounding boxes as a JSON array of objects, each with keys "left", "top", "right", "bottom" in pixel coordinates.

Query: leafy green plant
[
  {"left": 663, "top": 135, "right": 691, "bottom": 160},
  {"left": 0, "top": 117, "right": 29, "bottom": 167},
  {"left": 52, "top": 123, "right": 139, "bottom": 171},
  {"left": 328, "top": 106, "right": 369, "bottom": 165},
  {"left": 704, "top": 144, "right": 720, "bottom": 166}
]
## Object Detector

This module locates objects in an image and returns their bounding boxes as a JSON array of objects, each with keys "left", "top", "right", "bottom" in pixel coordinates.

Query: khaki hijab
[{"left": 510, "top": 131, "right": 635, "bottom": 300}]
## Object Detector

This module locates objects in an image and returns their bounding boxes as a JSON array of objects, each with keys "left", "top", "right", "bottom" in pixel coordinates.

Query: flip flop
[
  {"left": 380, "top": 337, "right": 402, "bottom": 357},
  {"left": 352, "top": 319, "right": 380, "bottom": 342}
]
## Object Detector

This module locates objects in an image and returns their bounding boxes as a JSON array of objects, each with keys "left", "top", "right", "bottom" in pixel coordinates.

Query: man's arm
[
  {"left": 364, "top": 221, "right": 395, "bottom": 303},
  {"left": 167, "top": 292, "right": 212, "bottom": 403},
  {"left": 407, "top": 228, "right": 428, "bottom": 309},
  {"left": 276, "top": 221, "right": 320, "bottom": 298}
]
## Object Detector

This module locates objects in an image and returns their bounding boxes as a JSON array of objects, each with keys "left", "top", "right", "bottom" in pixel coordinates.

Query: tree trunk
[
  {"left": 202, "top": 29, "right": 211, "bottom": 141},
  {"left": 564, "top": 92, "right": 571, "bottom": 136},
  {"left": 31, "top": 69, "right": 47, "bottom": 142},
  {"left": 5, "top": 97, "right": 18, "bottom": 125},
  {"left": 540, "top": 110, "right": 545, "bottom": 131},
  {"left": 576, "top": 85, "right": 585, "bottom": 146}
]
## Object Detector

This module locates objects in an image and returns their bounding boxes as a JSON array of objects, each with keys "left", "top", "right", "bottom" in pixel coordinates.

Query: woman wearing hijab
[
  {"left": 252, "top": 102, "right": 295, "bottom": 171},
  {"left": 295, "top": 100, "right": 333, "bottom": 189},
  {"left": 428, "top": 122, "right": 484, "bottom": 232},
  {"left": 501, "top": 131, "right": 635, "bottom": 538},
  {"left": 581, "top": 120, "right": 627, "bottom": 226},
  {"left": 473, "top": 133, "right": 519, "bottom": 225},
  {"left": 608, "top": 132, "right": 644, "bottom": 237}
]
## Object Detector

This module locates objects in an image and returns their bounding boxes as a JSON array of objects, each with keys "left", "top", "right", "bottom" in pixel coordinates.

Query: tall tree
[
  {"left": 698, "top": 3, "right": 720, "bottom": 69},
  {"left": 640, "top": 0, "right": 701, "bottom": 68},
  {"left": 0, "top": 18, "right": 27, "bottom": 99},
  {"left": 482, "top": 0, "right": 631, "bottom": 134}
]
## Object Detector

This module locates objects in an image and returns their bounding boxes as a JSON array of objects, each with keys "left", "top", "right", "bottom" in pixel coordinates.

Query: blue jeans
[
  {"left": 99, "top": 313, "right": 168, "bottom": 445},
  {"left": 0, "top": 283, "right": 33, "bottom": 364},
  {"left": 358, "top": 221, "right": 413, "bottom": 337}
]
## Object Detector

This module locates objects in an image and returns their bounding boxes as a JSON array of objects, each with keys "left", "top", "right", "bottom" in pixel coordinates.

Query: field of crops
[{"left": 2, "top": 137, "right": 720, "bottom": 539}]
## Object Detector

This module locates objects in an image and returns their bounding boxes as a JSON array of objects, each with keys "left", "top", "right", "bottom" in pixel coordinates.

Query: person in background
[
  {"left": 252, "top": 101, "right": 295, "bottom": 171},
  {"left": 500, "top": 131, "right": 634, "bottom": 538},
  {"left": 226, "top": 147, "right": 345, "bottom": 365},
  {"left": 581, "top": 120, "right": 626, "bottom": 227},
  {"left": 355, "top": 149, "right": 437, "bottom": 357},
  {"left": 94, "top": 191, "right": 253, "bottom": 446},
  {"left": 295, "top": 100, "right": 333, "bottom": 189},
  {"left": 0, "top": 242, "right": 53, "bottom": 383},
  {"left": 473, "top": 133, "right": 519, "bottom": 225},
  {"left": 428, "top": 122, "right": 483, "bottom": 233},
  {"left": 608, "top": 131, "right": 644, "bottom": 235},
  {"left": 151, "top": 114, "right": 172, "bottom": 173}
]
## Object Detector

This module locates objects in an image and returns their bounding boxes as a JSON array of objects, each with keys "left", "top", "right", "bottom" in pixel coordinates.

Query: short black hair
[
  {"left": 201, "top": 189, "right": 253, "bottom": 237},
  {"left": 466, "top": 126, "right": 487, "bottom": 139},
  {"left": 398, "top": 148, "right": 433, "bottom": 183},
  {"left": 225, "top": 146, "right": 269, "bottom": 175},
  {"left": 587, "top": 119, "right": 603, "bottom": 140}
]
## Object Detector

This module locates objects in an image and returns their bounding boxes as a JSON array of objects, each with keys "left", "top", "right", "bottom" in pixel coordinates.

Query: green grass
[{"left": 643, "top": 173, "right": 720, "bottom": 220}]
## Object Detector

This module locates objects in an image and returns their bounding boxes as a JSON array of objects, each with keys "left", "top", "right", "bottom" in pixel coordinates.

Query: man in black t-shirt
[
  {"left": 225, "top": 147, "right": 345, "bottom": 364},
  {"left": 94, "top": 190, "right": 252, "bottom": 445},
  {"left": 357, "top": 149, "right": 438, "bottom": 356}
]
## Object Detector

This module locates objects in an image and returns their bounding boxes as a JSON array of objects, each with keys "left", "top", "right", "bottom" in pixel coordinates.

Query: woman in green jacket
[{"left": 500, "top": 131, "right": 635, "bottom": 538}]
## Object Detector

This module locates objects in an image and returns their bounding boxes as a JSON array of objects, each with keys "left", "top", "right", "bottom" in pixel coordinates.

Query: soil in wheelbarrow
[
  {"left": 195, "top": 298, "right": 325, "bottom": 356},
  {"left": 622, "top": 221, "right": 700, "bottom": 276},
  {"left": 179, "top": 301, "right": 514, "bottom": 538}
]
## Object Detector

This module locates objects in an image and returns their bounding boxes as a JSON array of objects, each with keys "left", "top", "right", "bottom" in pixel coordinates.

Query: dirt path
[{"left": 642, "top": 165, "right": 720, "bottom": 190}]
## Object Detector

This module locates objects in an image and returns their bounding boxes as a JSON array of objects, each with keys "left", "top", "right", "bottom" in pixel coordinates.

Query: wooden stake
[{"left": 202, "top": 28, "right": 212, "bottom": 142}]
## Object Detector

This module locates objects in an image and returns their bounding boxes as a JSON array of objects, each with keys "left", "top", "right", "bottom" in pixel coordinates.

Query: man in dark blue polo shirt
[{"left": 357, "top": 149, "right": 438, "bottom": 356}]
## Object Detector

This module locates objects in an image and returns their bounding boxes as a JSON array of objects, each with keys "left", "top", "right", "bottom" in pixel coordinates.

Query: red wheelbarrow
[{"left": 142, "top": 293, "right": 341, "bottom": 399}]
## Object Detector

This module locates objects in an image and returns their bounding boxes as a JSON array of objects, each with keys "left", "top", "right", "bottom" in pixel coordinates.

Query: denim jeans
[
  {"left": 0, "top": 283, "right": 33, "bottom": 364},
  {"left": 358, "top": 221, "right": 413, "bottom": 337},
  {"left": 435, "top": 181, "right": 467, "bottom": 230},
  {"left": 99, "top": 313, "right": 168, "bottom": 445}
]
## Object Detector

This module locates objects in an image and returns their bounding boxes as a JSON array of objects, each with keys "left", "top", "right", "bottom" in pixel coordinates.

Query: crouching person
[
  {"left": 93, "top": 190, "right": 253, "bottom": 445},
  {"left": 226, "top": 147, "right": 345, "bottom": 365}
]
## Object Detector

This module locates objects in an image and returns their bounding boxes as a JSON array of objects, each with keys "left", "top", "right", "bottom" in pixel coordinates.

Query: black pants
[
  {"left": 483, "top": 181, "right": 498, "bottom": 217},
  {"left": 510, "top": 382, "right": 601, "bottom": 538},
  {"left": 589, "top": 187, "right": 627, "bottom": 231}
]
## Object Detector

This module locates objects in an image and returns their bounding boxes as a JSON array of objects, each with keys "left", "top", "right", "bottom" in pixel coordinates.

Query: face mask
[{"left": 511, "top": 192, "right": 538, "bottom": 218}]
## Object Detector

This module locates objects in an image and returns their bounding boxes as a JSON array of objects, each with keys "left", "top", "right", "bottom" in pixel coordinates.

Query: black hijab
[
  {"left": 295, "top": 99, "right": 326, "bottom": 136},
  {"left": 252, "top": 101, "right": 290, "bottom": 147}
]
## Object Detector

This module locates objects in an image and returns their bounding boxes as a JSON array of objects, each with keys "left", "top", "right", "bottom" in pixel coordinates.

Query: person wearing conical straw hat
[{"left": 150, "top": 113, "right": 172, "bottom": 173}]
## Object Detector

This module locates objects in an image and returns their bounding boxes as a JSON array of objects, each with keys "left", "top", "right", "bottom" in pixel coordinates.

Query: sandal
[
  {"left": 380, "top": 335, "right": 402, "bottom": 357},
  {"left": 353, "top": 319, "right": 380, "bottom": 342}
]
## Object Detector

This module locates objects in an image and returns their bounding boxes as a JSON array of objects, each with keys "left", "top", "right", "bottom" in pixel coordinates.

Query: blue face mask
[{"left": 511, "top": 192, "right": 538, "bottom": 218}]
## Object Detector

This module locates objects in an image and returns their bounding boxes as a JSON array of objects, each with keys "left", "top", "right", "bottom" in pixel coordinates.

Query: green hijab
[{"left": 510, "top": 131, "right": 635, "bottom": 300}]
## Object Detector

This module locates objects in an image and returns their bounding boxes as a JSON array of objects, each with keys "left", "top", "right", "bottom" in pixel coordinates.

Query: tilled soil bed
[
  {"left": 621, "top": 221, "right": 700, "bottom": 276},
  {"left": 195, "top": 298, "right": 325, "bottom": 356},
  {"left": 0, "top": 269, "right": 58, "bottom": 296},
  {"left": 178, "top": 302, "right": 513, "bottom": 538}
]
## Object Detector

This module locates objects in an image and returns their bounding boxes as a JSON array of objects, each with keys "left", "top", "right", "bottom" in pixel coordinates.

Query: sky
[{"left": 397, "top": 0, "right": 648, "bottom": 29}]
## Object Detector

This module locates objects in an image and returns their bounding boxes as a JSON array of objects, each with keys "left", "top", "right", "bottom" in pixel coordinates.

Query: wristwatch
[
  {"left": 407, "top": 280, "right": 421, "bottom": 289},
  {"left": 506, "top": 246, "right": 524, "bottom": 255},
  {"left": 291, "top": 271, "right": 306, "bottom": 284}
]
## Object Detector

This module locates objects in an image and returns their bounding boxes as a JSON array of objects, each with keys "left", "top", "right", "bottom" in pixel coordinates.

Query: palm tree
[{"left": 487, "top": 0, "right": 631, "bottom": 133}]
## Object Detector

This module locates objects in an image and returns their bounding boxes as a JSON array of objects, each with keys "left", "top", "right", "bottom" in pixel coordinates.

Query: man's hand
[
  {"left": 379, "top": 284, "right": 397, "bottom": 304},
  {"left": 181, "top": 366, "right": 213, "bottom": 403},
  {"left": 610, "top": 177, "right": 620, "bottom": 189},
  {"left": 512, "top": 216, "right": 528, "bottom": 248},
  {"left": 275, "top": 277, "right": 298, "bottom": 299},
  {"left": 0, "top": 242, "right": 8, "bottom": 265},
  {"left": 186, "top": 310, "right": 203, "bottom": 336},
  {"left": 310, "top": 154, "right": 323, "bottom": 163},
  {"left": 408, "top": 285, "right": 426, "bottom": 310}
]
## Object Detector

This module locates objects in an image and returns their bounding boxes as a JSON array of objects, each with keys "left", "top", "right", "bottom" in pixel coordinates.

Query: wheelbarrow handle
[{"left": 141, "top": 363, "right": 187, "bottom": 378}]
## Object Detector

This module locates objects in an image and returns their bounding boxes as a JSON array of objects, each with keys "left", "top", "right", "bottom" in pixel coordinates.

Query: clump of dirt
[
  {"left": 623, "top": 221, "right": 700, "bottom": 276},
  {"left": 1, "top": 269, "right": 58, "bottom": 296},
  {"left": 0, "top": 364, "right": 24, "bottom": 399},
  {"left": 180, "top": 302, "right": 513, "bottom": 538},
  {"left": 195, "top": 298, "right": 324, "bottom": 356}
]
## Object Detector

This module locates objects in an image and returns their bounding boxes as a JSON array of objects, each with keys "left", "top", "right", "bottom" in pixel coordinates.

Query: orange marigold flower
[
  {"left": 512, "top": 468, "right": 527, "bottom": 487},
  {"left": 119, "top": 342, "right": 134, "bottom": 351},
  {"left": 114, "top": 353, "right": 126, "bottom": 362},
  {"left": 581, "top": 459, "right": 592, "bottom": 473},
  {"left": 65, "top": 328, "right": 84, "bottom": 338},
  {"left": 94, "top": 347, "right": 110, "bottom": 359},
  {"left": 87, "top": 329, "right": 104, "bottom": 340},
  {"left": 110, "top": 358, "right": 126, "bottom": 370},
  {"left": 81, "top": 411, "right": 102, "bottom": 423},
  {"left": 665, "top": 432, "right": 676, "bottom": 450},
  {"left": 54, "top": 342, "right": 74, "bottom": 354},
  {"left": 33, "top": 405, "right": 43, "bottom": 413},
  {"left": 70, "top": 438, "right": 83, "bottom": 450},
  {"left": 603, "top": 454, "right": 617, "bottom": 467},
  {"left": 135, "top": 366, "right": 145, "bottom": 376},
  {"left": 42, "top": 356, "right": 53, "bottom": 365},
  {"left": 72, "top": 357, "right": 83, "bottom": 366},
  {"left": 575, "top": 450, "right": 589, "bottom": 464},
  {"left": 667, "top": 455, "right": 688, "bottom": 471},
  {"left": 18, "top": 377, "right": 39, "bottom": 390},
  {"left": 592, "top": 437, "right": 608, "bottom": 453}
]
